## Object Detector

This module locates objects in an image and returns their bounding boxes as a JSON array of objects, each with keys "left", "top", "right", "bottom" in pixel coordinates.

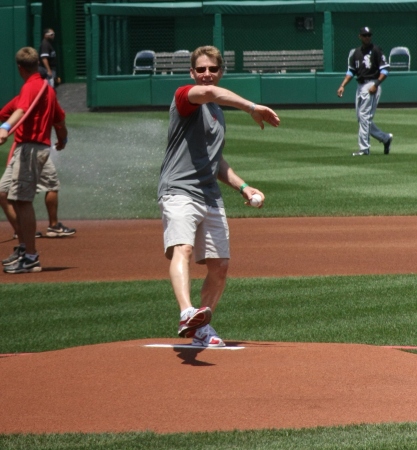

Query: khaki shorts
[
  {"left": 0, "top": 149, "right": 60, "bottom": 195},
  {"left": 159, "top": 194, "right": 230, "bottom": 264},
  {"left": 5, "top": 143, "right": 50, "bottom": 202}
]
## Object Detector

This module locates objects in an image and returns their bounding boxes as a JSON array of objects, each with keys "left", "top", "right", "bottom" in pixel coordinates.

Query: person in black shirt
[
  {"left": 337, "top": 27, "right": 393, "bottom": 156},
  {"left": 39, "top": 28, "right": 60, "bottom": 89}
]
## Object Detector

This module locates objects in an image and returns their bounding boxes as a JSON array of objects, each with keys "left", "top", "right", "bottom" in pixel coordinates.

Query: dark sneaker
[
  {"left": 3, "top": 255, "right": 42, "bottom": 274},
  {"left": 13, "top": 231, "right": 42, "bottom": 239},
  {"left": 2, "top": 245, "right": 25, "bottom": 266},
  {"left": 46, "top": 222, "right": 76, "bottom": 238},
  {"left": 352, "top": 151, "right": 370, "bottom": 156},
  {"left": 178, "top": 306, "right": 212, "bottom": 337},
  {"left": 384, "top": 134, "right": 393, "bottom": 155}
]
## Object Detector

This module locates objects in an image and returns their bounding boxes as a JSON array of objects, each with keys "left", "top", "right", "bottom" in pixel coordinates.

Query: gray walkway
[{"left": 56, "top": 83, "right": 89, "bottom": 113}]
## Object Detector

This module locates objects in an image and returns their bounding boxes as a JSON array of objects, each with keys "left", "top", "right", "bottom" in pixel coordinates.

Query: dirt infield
[
  {"left": 2, "top": 216, "right": 417, "bottom": 434},
  {"left": 3, "top": 340, "right": 417, "bottom": 434},
  {"left": 2, "top": 216, "right": 417, "bottom": 283}
]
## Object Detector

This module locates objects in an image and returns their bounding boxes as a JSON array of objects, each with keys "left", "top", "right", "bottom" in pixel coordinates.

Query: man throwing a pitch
[
  {"left": 337, "top": 27, "right": 393, "bottom": 156},
  {"left": 158, "top": 45, "right": 280, "bottom": 347}
]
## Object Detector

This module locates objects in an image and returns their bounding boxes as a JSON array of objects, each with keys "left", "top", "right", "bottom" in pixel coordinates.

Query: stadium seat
[
  {"left": 389, "top": 46, "right": 411, "bottom": 71},
  {"left": 133, "top": 50, "right": 155, "bottom": 75}
]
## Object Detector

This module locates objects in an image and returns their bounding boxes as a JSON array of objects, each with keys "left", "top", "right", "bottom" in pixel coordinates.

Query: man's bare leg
[
  {"left": 200, "top": 258, "right": 229, "bottom": 313},
  {"left": 13, "top": 200, "right": 36, "bottom": 254},
  {"left": 170, "top": 244, "right": 213, "bottom": 337},
  {"left": 44, "top": 190, "right": 58, "bottom": 227},
  {"left": 169, "top": 244, "right": 193, "bottom": 312},
  {"left": 0, "top": 192, "right": 18, "bottom": 236},
  {"left": 190, "top": 258, "right": 228, "bottom": 347}
]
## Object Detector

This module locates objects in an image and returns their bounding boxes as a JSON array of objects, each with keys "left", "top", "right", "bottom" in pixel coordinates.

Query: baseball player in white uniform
[{"left": 337, "top": 27, "right": 393, "bottom": 156}]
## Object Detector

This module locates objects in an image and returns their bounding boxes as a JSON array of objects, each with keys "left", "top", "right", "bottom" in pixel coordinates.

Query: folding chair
[
  {"left": 133, "top": 50, "right": 155, "bottom": 74},
  {"left": 389, "top": 47, "right": 411, "bottom": 71}
]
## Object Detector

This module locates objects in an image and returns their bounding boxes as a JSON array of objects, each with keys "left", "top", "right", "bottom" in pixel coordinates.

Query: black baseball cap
[{"left": 359, "top": 27, "right": 372, "bottom": 35}]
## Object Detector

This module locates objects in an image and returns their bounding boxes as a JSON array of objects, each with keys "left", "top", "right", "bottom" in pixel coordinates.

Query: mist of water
[{"left": 34, "top": 117, "right": 167, "bottom": 220}]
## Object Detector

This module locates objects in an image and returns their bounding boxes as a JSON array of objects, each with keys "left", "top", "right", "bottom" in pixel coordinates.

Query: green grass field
[
  {"left": 1, "top": 107, "right": 417, "bottom": 449},
  {"left": 1, "top": 106, "right": 415, "bottom": 221}
]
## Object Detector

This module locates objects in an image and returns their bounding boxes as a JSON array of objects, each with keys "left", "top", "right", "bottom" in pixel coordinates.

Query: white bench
[
  {"left": 154, "top": 51, "right": 190, "bottom": 74},
  {"left": 243, "top": 50, "right": 324, "bottom": 73},
  {"left": 153, "top": 50, "right": 235, "bottom": 75},
  {"left": 223, "top": 50, "right": 235, "bottom": 73}
]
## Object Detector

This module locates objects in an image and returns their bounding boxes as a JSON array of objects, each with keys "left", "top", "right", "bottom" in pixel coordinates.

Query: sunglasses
[
  {"left": 361, "top": 33, "right": 372, "bottom": 37},
  {"left": 194, "top": 66, "right": 221, "bottom": 74}
]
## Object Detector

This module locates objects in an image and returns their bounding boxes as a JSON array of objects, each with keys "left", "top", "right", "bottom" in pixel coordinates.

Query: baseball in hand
[{"left": 250, "top": 193, "right": 263, "bottom": 207}]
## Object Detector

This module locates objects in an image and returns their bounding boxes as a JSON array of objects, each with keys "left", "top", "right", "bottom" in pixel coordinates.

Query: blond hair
[
  {"left": 15, "top": 47, "right": 39, "bottom": 72},
  {"left": 191, "top": 46, "right": 223, "bottom": 69}
]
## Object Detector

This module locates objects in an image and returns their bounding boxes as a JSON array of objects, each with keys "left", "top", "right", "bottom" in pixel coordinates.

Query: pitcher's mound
[{"left": 2, "top": 339, "right": 417, "bottom": 434}]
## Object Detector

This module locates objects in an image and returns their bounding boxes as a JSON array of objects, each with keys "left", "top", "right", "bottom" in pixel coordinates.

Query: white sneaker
[
  {"left": 178, "top": 306, "right": 212, "bottom": 337},
  {"left": 192, "top": 324, "right": 225, "bottom": 347}
]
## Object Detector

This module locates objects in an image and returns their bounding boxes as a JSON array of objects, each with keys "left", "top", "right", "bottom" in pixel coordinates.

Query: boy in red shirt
[
  {"left": 0, "top": 47, "right": 68, "bottom": 273},
  {"left": 0, "top": 96, "right": 76, "bottom": 242}
]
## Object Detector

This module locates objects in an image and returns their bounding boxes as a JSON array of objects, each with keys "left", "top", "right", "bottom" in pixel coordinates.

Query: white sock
[{"left": 180, "top": 306, "right": 195, "bottom": 319}]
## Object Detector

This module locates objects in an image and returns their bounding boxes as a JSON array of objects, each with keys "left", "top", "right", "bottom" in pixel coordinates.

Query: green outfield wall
[
  {"left": 90, "top": 71, "right": 417, "bottom": 109},
  {"left": 1, "top": 0, "right": 417, "bottom": 109},
  {"left": 85, "top": 0, "right": 417, "bottom": 109},
  {"left": 0, "top": 0, "right": 33, "bottom": 105},
  {"left": 0, "top": 0, "right": 43, "bottom": 106}
]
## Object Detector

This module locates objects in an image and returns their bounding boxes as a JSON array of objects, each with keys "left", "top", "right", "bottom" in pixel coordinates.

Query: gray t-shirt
[{"left": 158, "top": 88, "right": 225, "bottom": 207}]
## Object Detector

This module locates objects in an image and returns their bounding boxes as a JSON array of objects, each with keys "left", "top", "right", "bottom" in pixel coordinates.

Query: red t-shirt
[
  {"left": 6, "top": 73, "right": 65, "bottom": 145},
  {"left": 0, "top": 97, "right": 16, "bottom": 122}
]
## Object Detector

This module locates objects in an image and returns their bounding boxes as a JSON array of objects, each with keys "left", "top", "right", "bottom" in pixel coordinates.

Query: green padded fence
[
  {"left": 1, "top": 0, "right": 417, "bottom": 108},
  {"left": 85, "top": 0, "right": 417, "bottom": 108}
]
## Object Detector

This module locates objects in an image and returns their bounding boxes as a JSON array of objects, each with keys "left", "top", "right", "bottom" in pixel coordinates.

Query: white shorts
[{"left": 159, "top": 194, "right": 230, "bottom": 264}]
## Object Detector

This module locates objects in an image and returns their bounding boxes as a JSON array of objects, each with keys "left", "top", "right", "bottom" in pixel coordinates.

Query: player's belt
[{"left": 357, "top": 78, "right": 377, "bottom": 84}]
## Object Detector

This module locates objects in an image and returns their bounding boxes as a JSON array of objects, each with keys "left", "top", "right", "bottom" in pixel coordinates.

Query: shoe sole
[
  {"left": 184, "top": 328, "right": 197, "bottom": 338},
  {"left": 4, "top": 266, "right": 42, "bottom": 274},
  {"left": 13, "top": 233, "right": 42, "bottom": 239},
  {"left": 206, "top": 342, "right": 226, "bottom": 348},
  {"left": 2, "top": 252, "right": 25, "bottom": 266},
  {"left": 192, "top": 339, "right": 226, "bottom": 348},
  {"left": 178, "top": 308, "right": 212, "bottom": 337},
  {"left": 46, "top": 231, "right": 76, "bottom": 238}
]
